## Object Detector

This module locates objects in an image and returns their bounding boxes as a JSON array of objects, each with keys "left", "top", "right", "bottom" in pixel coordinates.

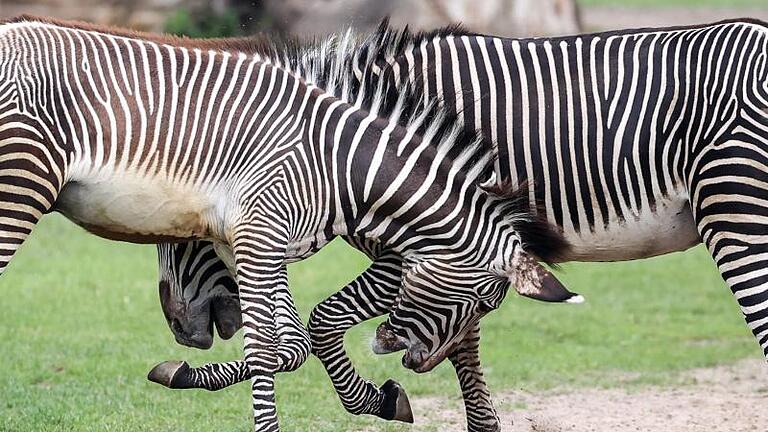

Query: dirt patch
[{"left": 410, "top": 359, "right": 768, "bottom": 432}]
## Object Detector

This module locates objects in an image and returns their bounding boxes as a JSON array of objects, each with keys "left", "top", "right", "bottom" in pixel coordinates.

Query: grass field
[{"left": 0, "top": 214, "right": 761, "bottom": 431}]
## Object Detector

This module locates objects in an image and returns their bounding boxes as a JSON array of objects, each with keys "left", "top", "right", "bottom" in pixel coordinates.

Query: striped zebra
[
  {"left": 0, "top": 16, "right": 574, "bottom": 431},
  {"left": 148, "top": 26, "right": 577, "bottom": 431},
  {"left": 152, "top": 18, "right": 768, "bottom": 431}
]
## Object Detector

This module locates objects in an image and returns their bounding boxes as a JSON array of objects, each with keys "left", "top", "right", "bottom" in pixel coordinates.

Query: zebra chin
[
  {"left": 173, "top": 330, "right": 214, "bottom": 350},
  {"left": 372, "top": 322, "right": 445, "bottom": 373},
  {"left": 210, "top": 296, "right": 243, "bottom": 340}
]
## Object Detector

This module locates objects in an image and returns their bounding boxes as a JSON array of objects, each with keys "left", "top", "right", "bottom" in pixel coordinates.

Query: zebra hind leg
[
  {"left": 448, "top": 322, "right": 500, "bottom": 432},
  {"left": 691, "top": 140, "right": 768, "bottom": 358}
]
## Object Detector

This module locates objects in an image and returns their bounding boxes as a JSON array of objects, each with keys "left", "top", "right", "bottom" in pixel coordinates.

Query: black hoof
[
  {"left": 147, "top": 361, "right": 193, "bottom": 389},
  {"left": 378, "top": 379, "right": 414, "bottom": 424}
]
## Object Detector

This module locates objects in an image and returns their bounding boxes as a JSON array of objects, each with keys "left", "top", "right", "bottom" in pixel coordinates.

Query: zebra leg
[
  {"left": 148, "top": 359, "right": 251, "bottom": 391},
  {"left": 448, "top": 322, "right": 500, "bottom": 432},
  {"left": 691, "top": 141, "right": 768, "bottom": 358},
  {"left": 0, "top": 114, "right": 61, "bottom": 275},
  {"left": 308, "top": 251, "right": 414, "bottom": 422},
  {"left": 148, "top": 269, "right": 310, "bottom": 390},
  {"left": 153, "top": 253, "right": 492, "bottom": 429},
  {"left": 149, "top": 254, "right": 412, "bottom": 420},
  {"left": 234, "top": 222, "right": 308, "bottom": 432}
]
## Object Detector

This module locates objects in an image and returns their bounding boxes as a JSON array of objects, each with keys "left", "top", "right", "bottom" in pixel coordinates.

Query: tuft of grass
[{"left": 0, "top": 214, "right": 759, "bottom": 431}]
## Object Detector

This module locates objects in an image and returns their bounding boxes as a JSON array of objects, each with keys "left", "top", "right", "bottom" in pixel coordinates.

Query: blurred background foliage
[
  {"left": 163, "top": 7, "right": 242, "bottom": 38},
  {"left": 1, "top": 0, "right": 767, "bottom": 41}
]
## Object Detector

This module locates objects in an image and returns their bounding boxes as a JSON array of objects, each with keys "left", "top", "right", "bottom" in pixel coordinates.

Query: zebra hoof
[
  {"left": 378, "top": 379, "right": 414, "bottom": 424},
  {"left": 147, "top": 361, "right": 192, "bottom": 389}
]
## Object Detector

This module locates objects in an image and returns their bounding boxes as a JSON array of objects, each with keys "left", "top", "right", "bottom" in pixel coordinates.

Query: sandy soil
[{"left": 410, "top": 359, "right": 768, "bottom": 432}]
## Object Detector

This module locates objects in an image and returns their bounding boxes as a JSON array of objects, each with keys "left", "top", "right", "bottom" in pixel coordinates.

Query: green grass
[
  {"left": 0, "top": 214, "right": 760, "bottom": 431},
  {"left": 579, "top": 0, "right": 767, "bottom": 7}
]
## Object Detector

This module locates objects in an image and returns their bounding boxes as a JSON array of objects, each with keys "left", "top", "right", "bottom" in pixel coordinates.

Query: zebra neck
[{"left": 310, "top": 110, "right": 489, "bottom": 255}]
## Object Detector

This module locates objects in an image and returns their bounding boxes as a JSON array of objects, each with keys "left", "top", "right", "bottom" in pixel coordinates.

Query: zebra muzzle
[{"left": 401, "top": 343, "right": 430, "bottom": 372}]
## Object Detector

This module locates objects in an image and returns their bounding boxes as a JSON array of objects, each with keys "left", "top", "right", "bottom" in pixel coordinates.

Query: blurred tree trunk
[{"left": 247, "top": 0, "right": 580, "bottom": 38}]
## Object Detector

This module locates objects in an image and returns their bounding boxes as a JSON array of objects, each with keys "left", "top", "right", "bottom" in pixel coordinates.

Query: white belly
[
  {"left": 55, "top": 173, "right": 222, "bottom": 243},
  {"left": 562, "top": 195, "right": 701, "bottom": 262}
]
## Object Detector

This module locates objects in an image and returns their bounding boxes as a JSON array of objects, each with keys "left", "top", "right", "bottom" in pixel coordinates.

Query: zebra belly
[
  {"left": 561, "top": 198, "right": 701, "bottom": 262},
  {"left": 54, "top": 177, "right": 222, "bottom": 244}
]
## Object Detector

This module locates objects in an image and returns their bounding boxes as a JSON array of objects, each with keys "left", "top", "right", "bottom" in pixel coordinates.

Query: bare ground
[{"left": 409, "top": 359, "right": 768, "bottom": 432}]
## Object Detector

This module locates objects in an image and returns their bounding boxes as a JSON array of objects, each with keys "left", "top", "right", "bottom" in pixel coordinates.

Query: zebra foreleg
[
  {"left": 149, "top": 273, "right": 310, "bottom": 390},
  {"left": 151, "top": 252, "right": 414, "bottom": 421},
  {"left": 148, "top": 359, "right": 251, "bottom": 391},
  {"left": 448, "top": 322, "right": 500, "bottom": 432},
  {"left": 234, "top": 220, "right": 308, "bottom": 432},
  {"left": 307, "top": 251, "right": 414, "bottom": 423},
  {"left": 0, "top": 116, "right": 62, "bottom": 275}
]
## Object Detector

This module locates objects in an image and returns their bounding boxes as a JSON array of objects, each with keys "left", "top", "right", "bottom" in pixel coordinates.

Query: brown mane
[{"left": 2, "top": 14, "right": 284, "bottom": 55}]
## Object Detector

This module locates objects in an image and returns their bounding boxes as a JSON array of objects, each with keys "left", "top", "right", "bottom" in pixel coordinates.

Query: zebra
[
  {"left": 151, "top": 18, "right": 768, "bottom": 430},
  {"left": 148, "top": 25, "right": 578, "bottom": 431},
  {"left": 0, "top": 16, "right": 576, "bottom": 431}
]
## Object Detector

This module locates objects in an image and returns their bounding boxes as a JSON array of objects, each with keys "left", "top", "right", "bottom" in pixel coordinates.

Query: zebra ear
[{"left": 508, "top": 251, "right": 583, "bottom": 304}]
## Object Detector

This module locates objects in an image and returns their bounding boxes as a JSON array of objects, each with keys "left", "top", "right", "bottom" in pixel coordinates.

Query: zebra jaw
[{"left": 372, "top": 321, "right": 466, "bottom": 373}]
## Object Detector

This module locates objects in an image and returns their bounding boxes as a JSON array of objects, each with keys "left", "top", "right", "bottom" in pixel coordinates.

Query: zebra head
[
  {"left": 372, "top": 188, "right": 582, "bottom": 373},
  {"left": 157, "top": 241, "right": 240, "bottom": 349}
]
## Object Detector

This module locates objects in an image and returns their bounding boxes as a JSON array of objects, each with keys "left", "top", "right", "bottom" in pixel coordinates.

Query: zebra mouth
[
  {"left": 372, "top": 322, "right": 446, "bottom": 373},
  {"left": 173, "top": 327, "right": 214, "bottom": 349},
  {"left": 401, "top": 343, "right": 435, "bottom": 373},
  {"left": 396, "top": 316, "right": 484, "bottom": 374},
  {"left": 401, "top": 341, "right": 454, "bottom": 374},
  {"left": 169, "top": 313, "right": 214, "bottom": 350},
  {"left": 211, "top": 296, "right": 242, "bottom": 340}
]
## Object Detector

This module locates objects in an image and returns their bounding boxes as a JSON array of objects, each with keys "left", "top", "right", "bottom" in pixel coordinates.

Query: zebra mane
[
  {"left": 481, "top": 182, "right": 570, "bottom": 265},
  {"left": 251, "top": 20, "right": 497, "bottom": 197}
]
